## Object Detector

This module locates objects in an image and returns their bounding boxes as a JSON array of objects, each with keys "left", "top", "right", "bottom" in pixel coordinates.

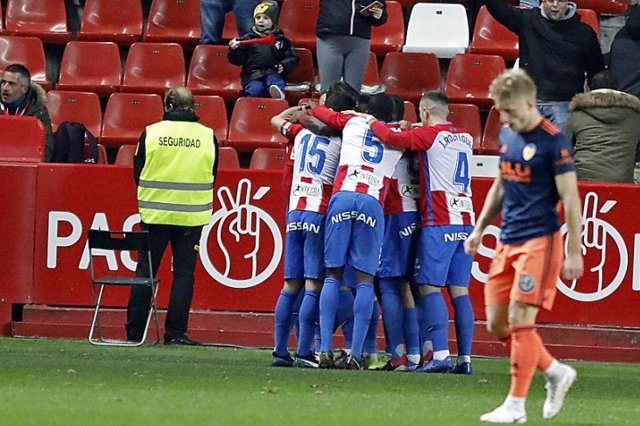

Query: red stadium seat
[
  {"left": 218, "top": 146, "right": 241, "bottom": 169},
  {"left": 363, "top": 52, "right": 380, "bottom": 88},
  {"left": 469, "top": 5, "right": 519, "bottom": 61},
  {"left": 480, "top": 106, "right": 503, "bottom": 155},
  {"left": 4, "top": 0, "right": 71, "bottom": 44},
  {"left": 114, "top": 144, "right": 137, "bottom": 166},
  {"left": 574, "top": 0, "right": 628, "bottom": 15},
  {"left": 100, "top": 93, "right": 164, "bottom": 148},
  {"left": 222, "top": 12, "right": 239, "bottom": 40},
  {"left": 78, "top": 0, "right": 143, "bottom": 45},
  {"left": 144, "top": 0, "right": 201, "bottom": 47},
  {"left": 56, "top": 41, "right": 122, "bottom": 97},
  {"left": 447, "top": 103, "right": 482, "bottom": 152},
  {"left": 403, "top": 101, "right": 418, "bottom": 122},
  {"left": 0, "top": 36, "right": 51, "bottom": 90},
  {"left": 121, "top": 42, "right": 186, "bottom": 94},
  {"left": 187, "top": 44, "right": 242, "bottom": 101},
  {"left": 380, "top": 52, "right": 441, "bottom": 104},
  {"left": 370, "top": 1, "right": 405, "bottom": 56},
  {"left": 577, "top": 9, "right": 600, "bottom": 39},
  {"left": 227, "top": 98, "right": 289, "bottom": 152},
  {"left": 0, "top": 7, "right": 4, "bottom": 35},
  {"left": 279, "top": 0, "right": 319, "bottom": 51},
  {"left": 285, "top": 48, "right": 315, "bottom": 105},
  {"left": 445, "top": 53, "right": 506, "bottom": 110},
  {"left": 249, "top": 147, "right": 287, "bottom": 170},
  {"left": 94, "top": 143, "right": 109, "bottom": 164},
  {"left": 47, "top": 90, "right": 102, "bottom": 137},
  {"left": 193, "top": 95, "right": 229, "bottom": 144}
]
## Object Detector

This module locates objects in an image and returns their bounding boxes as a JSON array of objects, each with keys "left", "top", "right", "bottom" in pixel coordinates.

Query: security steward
[{"left": 126, "top": 87, "right": 219, "bottom": 345}]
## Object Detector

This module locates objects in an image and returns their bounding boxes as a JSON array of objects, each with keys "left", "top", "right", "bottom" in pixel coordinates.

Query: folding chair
[{"left": 88, "top": 229, "right": 160, "bottom": 347}]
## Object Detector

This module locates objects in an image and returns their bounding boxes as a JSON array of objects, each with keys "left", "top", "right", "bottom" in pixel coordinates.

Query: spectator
[
  {"left": 316, "top": 0, "right": 388, "bottom": 92},
  {"left": 126, "top": 87, "right": 219, "bottom": 346},
  {"left": 228, "top": 1, "right": 298, "bottom": 99},
  {"left": 0, "top": 64, "right": 54, "bottom": 162},
  {"left": 609, "top": 6, "right": 640, "bottom": 98},
  {"left": 201, "top": 0, "right": 259, "bottom": 45},
  {"left": 568, "top": 70, "right": 640, "bottom": 183},
  {"left": 483, "top": 0, "right": 605, "bottom": 136}
]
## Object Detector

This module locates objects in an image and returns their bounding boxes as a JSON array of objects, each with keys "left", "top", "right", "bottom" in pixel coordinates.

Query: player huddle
[{"left": 270, "top": 82, "right": 476, "bottom": 374}]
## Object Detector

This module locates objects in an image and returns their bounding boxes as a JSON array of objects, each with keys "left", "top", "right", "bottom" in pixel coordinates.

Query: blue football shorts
[
  {"left": 413, "top": 224, "right": 474, "bottom": 287},
  {"left": 284, "top": 210, "right": 325, "bottom": 280}
]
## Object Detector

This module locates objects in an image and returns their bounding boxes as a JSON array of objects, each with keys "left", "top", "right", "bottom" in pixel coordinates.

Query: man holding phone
[{"left": 316, "top": 0, "right": 388, "bottom": 93}]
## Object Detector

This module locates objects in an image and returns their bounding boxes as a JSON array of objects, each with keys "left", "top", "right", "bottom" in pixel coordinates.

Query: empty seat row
[
  {"left": 113, "top": 144, "right": 283, "bottom": 171},
  {"left": 48, "top": 91, "right": 287, "bottom": 152},
  {"left": 0, "top": 35, "right": 507, "bottom": 110}
]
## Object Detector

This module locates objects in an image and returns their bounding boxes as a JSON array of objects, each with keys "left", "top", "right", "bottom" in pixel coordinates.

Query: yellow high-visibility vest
[{"left": 138, "top": 120, "right": 215, "bottom": 226}]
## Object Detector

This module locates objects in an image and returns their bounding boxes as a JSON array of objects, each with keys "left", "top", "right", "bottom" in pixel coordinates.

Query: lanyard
[{"left": 0, "top": 100, "right": 30, "bottom": 116}]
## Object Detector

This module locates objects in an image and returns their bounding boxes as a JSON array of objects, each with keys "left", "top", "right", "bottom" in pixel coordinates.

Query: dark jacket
[
  {"left": 568, "top": 89, "right": 640, "bottom": 183},
  {"left": 316, "top": 0, "right": 388, "bottom": 40},
  {"left": 485, "top": 0, "right": 604, "bottom": 101},
  {"left": 228, "top": 27, "right": 299, "bottom": 86},
  {"left": 1, "top": 83, "right": 54, "bottom": 161},
  {"left": 134, "top": 110, "right": 219, "bottom": 186},
  {"left": 609, "top": 6, "right": 640, "bottom": 98}
]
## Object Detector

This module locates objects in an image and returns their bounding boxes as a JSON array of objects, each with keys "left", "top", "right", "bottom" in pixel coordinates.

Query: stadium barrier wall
[{"left": 1, "top": 142, "right": 639, "bottom": 334}]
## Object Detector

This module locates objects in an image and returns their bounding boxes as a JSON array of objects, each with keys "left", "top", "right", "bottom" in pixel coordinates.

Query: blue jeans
[
  {"left": 200, "top": 0, "right": 259, "bottom": 44},
  {"left": 244, "top": 73, "right": 285, "bottom": 97},
  {"left": 537, "top": 101, "right": 570, "bottom": 138}
]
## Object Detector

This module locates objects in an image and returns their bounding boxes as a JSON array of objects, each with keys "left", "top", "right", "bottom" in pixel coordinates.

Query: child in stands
[{"left": 228, "top": 1, "right": 298, "bottom": 99}]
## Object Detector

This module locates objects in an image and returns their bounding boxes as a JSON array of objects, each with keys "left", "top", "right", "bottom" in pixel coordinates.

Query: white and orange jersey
[
  {"left": 333, "top": 116, "right": 404, "bottom": 203},
  {"left": 283, "top": 123, "right": 341, "bottom": 214},
  {"left": 384, "top": 150, "right": 420, "bottom": 214},
  {"left": 370, "top": 121, "right": 475, "bottom": 226}
]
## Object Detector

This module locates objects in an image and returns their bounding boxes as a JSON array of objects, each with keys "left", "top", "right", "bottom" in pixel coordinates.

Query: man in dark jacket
[
  {"left": 1, "top": 63, "right": 54, "bottom": 161},
  {"left": 228, "top": 1, "right": 298, "bottom": 99},
  {"left": 609, "top": 6, "right": 640, "bottom": 98},
  {"left": 316, "top": 0, "right": 388, "bottom": 92},
  {"left": 483, "top": 0, "right": 604, "bottom": 136}
]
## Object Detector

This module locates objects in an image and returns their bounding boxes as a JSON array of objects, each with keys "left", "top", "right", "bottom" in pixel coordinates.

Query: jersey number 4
[{"left": 454, "top": 151, "right": 470, "bottom": 193}]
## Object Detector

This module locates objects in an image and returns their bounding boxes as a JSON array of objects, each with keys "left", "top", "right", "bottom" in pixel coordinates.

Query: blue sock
[
  {"left": 452, "top": 294, "right": 474, "bottom": 357},
  {"left": 350, "top": 283, "right": 374, "bottom": 359},
  {"left": 379, "top": 279, "right": 405, "bottom": 360},
  {"left": 291, "top": 289, "right": 304, "bottom": 343},
  {"left": 336, "top": 288, "right": 354, "bottom": 350},
  {"left": 273, "top": 288, "right": 299, "bottom": 356},
  {"left": 296, "top": 290, "right": 320, "bottom": 358},
  {"left": 403, "top": 306, "right": 420, "bottom": 357},
  {"left": 363, "top": 299, "right": 380, "bottom": 354},
  {"left": 319, "top": 277, "right": 340, "bottom": 352},
  {"left": 419, "top": 291, "right": 449, "bottom": 355}
]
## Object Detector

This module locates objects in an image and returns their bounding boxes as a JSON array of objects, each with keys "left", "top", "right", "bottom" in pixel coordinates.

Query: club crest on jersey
[
  {"left": 518, "top": 274, "right": 535, "bottom": 293},
  {"left": 522, "top": 143, "right": 537, "bottom": 161}
]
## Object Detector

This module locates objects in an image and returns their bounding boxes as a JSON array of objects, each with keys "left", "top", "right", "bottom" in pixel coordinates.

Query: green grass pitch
[{"left": 0, "top": 338, "right": 638, "bottom": 425}]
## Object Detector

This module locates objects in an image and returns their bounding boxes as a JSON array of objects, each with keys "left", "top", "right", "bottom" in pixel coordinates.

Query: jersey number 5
[{"left": 362, "top": 130, "right": 383, "bottom": 164}]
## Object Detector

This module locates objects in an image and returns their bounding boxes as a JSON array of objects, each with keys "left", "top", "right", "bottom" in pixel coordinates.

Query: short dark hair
[
  {"left": 390, "top": 95, "right": 405, "bottom": 122},
  {"left": 366, "top": 93, "right": 395, "bottom": 122},
  {"left": 3, "top": 63, "right": 31, "bottom": 85},
  {"left": 355, "top": 94, "right": 370, "bottom": 113},
  {"left": 589, "top": 70, "right": 618, "bottom": 91},
  {"left": 324, "top": 81, "right": 359, "bottom": 112}
]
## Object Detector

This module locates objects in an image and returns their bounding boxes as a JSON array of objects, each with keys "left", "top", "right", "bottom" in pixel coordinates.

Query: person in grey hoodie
[
  {"left": 483, "top": 0, "right": 605, "bottom": 136},
  {"left": 568, "top": 70, "right": 640, "bottom": 183}
]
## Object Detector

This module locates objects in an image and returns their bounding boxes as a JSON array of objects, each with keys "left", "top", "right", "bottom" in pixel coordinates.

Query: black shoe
[{"left": 164, "top": 335, "right": 201, "bottom": 346}]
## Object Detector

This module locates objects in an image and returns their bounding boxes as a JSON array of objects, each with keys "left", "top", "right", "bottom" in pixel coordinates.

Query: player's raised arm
[{"left": 555, "top": 171, "right": 584, "bottom": 280}]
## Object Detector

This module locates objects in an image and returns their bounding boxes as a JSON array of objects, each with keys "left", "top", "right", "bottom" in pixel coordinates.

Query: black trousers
[{"left": 126, "top": 223, "right": 204, "bottom": 341}]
